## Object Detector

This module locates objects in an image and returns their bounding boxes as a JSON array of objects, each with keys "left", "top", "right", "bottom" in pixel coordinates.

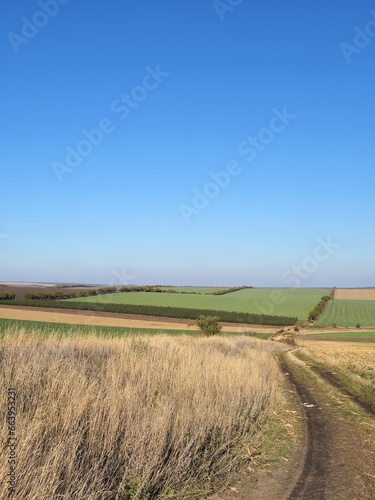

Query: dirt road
[
  {"left": 212, "top": 348, "right": 375, "bottom": 499},
  {"left": 270, "top": 351, "right": 374, "bottom": 499}
]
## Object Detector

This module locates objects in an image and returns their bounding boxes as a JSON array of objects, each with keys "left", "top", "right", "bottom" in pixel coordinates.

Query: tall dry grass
[{"left": 0, "top": 327, "right": 283, "bottom": 499}]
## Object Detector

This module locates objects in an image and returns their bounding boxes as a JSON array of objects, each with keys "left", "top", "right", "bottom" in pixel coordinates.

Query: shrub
[
  {"left": 244, "top": 330, "right": 257, "bottom": 337},
  {"left": 97, "top": 287, "right": 117, "bottom": 295},
  {"left": 191, "top": 316, "right": 222, "bottom": 336},
  {"left": 0, "top": 292, "right": 15, "bottom": 300}
]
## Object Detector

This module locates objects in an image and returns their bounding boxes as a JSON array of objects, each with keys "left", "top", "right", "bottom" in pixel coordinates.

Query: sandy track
[
  {"left": 335, "top": 288, "right": 375, "bottom": 300},
  {"left": 0, "top": 306, "right": 273, "bottom": 333}
]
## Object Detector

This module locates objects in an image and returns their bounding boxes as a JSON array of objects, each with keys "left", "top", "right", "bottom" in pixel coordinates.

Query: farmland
[
  {"left": 316, "top": 299, "right": 375, "bottom": 327},
  {"left": 67, "top": 288, "right": 328, "bottom": 320},
  {"left": 1, "top": 288, "right": 375, "bottom": 497}
]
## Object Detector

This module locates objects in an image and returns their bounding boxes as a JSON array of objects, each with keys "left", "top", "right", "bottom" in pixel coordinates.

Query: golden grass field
[
  {"left": 300, "top": 341, "right": 375, "bottom": 369},
  {"left": 334, "top": 289, "right": 375, "bottom": 301},
  {"left": 0, "top": 326, "right": 286, "bottom": 499},
  {"left": 298, "top": 340, "right": 375, "bottom": 397}
]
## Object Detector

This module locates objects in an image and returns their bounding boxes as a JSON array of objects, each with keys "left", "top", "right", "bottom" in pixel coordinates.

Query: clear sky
[{"left": 1, "top": 1, "right": 374, "bottom": 287}]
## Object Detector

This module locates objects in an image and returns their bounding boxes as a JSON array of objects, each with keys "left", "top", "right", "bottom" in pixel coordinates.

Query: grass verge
[{"left": 300, "top": 331, "right": 375, "bottom": 341}]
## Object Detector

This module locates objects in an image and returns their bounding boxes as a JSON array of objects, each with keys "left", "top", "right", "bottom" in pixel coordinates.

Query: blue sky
[{"left": 1, "top": 0, "right": 374, "bottom": 287}]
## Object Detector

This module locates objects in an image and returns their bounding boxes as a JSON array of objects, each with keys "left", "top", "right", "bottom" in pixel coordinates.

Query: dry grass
[
  {"left": 0, "top": 326, "right": 284, "bottom": 499},
  {"left": 299, "top": 341, "right": 375, "bottom": 377},
  {"left": 334, "top": 289, "right": 375, "bottom": 301}
]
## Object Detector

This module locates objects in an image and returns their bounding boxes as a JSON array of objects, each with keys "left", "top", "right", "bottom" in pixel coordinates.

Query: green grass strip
[
  {"left": 305, "top": 332, "right": 375, "bottom": 340},
  {"left": 0, "top": 318, "right": 272, "bottom": 339}
]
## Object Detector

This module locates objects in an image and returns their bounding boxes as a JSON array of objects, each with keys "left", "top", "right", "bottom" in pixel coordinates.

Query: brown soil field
[{"left": 335, "top": 288, "right": 375, "bottom": 300}]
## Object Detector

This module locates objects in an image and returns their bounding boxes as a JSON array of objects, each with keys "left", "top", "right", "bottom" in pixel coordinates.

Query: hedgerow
[
  {"left": 24, "top": 287, "right": 118, "bottom": 300},
  {"left": 308, "top": 289, "right": 334, "bottom": 321},
  {"left": 207, "top": 286, "right": 252, "bottom": 295},
  {"left": 24, "top": 291, "right": 79, "bottom": 300},
  {"left": 0, "top": 299, "right": 297, "bottom": 326}
]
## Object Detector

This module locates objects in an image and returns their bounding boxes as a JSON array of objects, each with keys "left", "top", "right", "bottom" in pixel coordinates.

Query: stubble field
[{"left": 334, "top": 289, "right": 375, "bottom": 300}]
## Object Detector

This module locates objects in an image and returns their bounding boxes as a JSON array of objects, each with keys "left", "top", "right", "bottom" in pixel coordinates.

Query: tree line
[
  {"left": 308, "top": 288, "right": 335, "bottom": 321},
  {"left": 207, "top": 286, "right": 252, "bottom": 295}
]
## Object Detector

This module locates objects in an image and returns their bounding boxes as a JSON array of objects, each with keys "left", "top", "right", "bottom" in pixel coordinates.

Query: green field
[
  {"left": 303, "top": 331, "right": 375, "bottom": 340},
  {"left": 316, "top": 299, "right": 375, "bottom": 327},
  {"left": 68, "top": 288, "right": 328, "bottom": 320}
]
